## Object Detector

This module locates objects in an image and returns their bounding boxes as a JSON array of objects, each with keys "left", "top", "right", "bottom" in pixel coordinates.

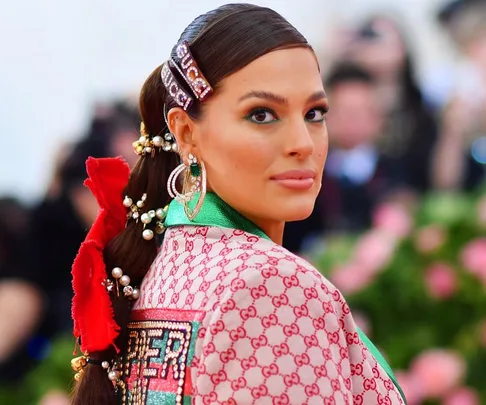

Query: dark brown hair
[{"left": 71, "top": 4, "right": 310, "bottom": 404}]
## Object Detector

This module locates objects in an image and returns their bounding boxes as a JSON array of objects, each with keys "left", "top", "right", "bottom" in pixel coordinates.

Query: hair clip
[
  {"left": 123, "top": 193, "right": 147, "bottom": 221},
  {"left": 123, "top": 193, "right": 168, "bottom": 240},
  {"left": 133, "top": 122, "right": 178, "bottom": 156},
  {"left": 107, "top": 267, "right": 140, "bottom": 300},
  {"left": 140, "top": 207, "right": 167, "bottom": 240},
  {"left": 173, "top": 41, "right": 213, "bottom": 101},
  {"left": 71, "top": 355, "right": 88, "bottom": 382},
  {"left": 161, "top": 62, "right": 193, "bottom": 111}
]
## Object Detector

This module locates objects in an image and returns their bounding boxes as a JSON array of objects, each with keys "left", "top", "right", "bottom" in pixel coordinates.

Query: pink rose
[
  {"left": 411, "top": 350, "right": 466, "bottom": 399},
  {"left": 415, "top": 225, "right": 447, "bottom": 253},
  {"left": 424, "top": 262, "right": 457, "bottom": 299},
  {"left": 443, "top": 387, "right": 480, "bottom": 405},
  {"left": 373, "top": 203, "right": 413, "bottom": 239},
  {"left": 395, "top": 371, "right": 424, "bottom": 405},
  {"left": 353, "top": 230, "right": 396, "bottom": 274},
  {"left": 460, "top": 238, "right": 486, "bottom": 283},
  {"left": 331, "top": 263, "right": 375, "bottom": 295}
]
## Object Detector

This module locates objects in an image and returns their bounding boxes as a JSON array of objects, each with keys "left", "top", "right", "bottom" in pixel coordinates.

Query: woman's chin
[{"left": 279, "top": 199, "right": 316, "bottom": 222}]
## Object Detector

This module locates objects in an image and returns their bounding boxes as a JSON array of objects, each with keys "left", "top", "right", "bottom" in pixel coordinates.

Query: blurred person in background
[
  {"left": 343, "top": 15, "right": 439, "bottom": 193},
  {"left": 0, "top": 197, "right": 43, "bottom": 382},
  {"left": 284, "top": 63, "right": 409, "bottom": 252},
  {"left": 27, "top": 100, "right": 139, "bottom": 341},
  {"left": 431, "top": 0, "right": 486, "bottom": 190}
]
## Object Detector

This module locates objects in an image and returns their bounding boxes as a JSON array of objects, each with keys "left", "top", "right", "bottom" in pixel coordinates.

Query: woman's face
[{"left": 186, "top": 47, "right": 328, "bottom": 233}]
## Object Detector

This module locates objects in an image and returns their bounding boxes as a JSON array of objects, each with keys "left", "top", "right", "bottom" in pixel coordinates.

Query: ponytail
[{"left": 71, "top": 66, "right": 179, "bottom": 405}]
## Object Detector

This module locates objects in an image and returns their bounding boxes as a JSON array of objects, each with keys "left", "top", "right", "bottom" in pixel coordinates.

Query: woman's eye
[
  {"left": 305, "top": 107, "right": 328, "bottom": 122},
  {"left": 246, "top": 108, "right": 278, "bottom": 124}
]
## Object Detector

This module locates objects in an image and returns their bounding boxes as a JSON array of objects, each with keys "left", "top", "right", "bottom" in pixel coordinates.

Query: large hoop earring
[{"left": 167, "top": 154, "right": 206, "bottom": 220}]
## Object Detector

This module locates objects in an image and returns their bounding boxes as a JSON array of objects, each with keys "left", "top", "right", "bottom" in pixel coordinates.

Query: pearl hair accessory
[
  {"left": 140, "top": 206, "right": 167, "bottom": 241},
  {"left": 123, "top": 193, "right": 147, "bottom": 221},
  {"left": 103, "top": 356, "right": 124, "bottom": 389},
  {"left": 123, "top": 192, "right": 168, "bottom": 241},
  {"left": 71, "top": 354, "right": 124, "bottom": 388},
  {"left": 132, "top": 122, "right": 178, "bottom": 156},
  {"left": 105, "top": 267, "right": 140, "bottom": 300}
]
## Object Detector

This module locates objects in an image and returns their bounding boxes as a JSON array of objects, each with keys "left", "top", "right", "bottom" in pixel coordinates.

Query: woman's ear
[{"left": 167, "top": 107, "right": 196, "bottom": 159}]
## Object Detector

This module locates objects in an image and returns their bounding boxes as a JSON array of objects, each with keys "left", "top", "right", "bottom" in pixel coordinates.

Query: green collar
[
  {"left": 165, "top": 192, "right": 269, "bottom": 240},
  {"left": 164, "top": 192, "right": 406, "bottom": 403}
]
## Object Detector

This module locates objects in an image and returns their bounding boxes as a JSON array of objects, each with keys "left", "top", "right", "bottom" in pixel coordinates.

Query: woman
[{"left": 71, "top": 4, "right": 406, "bottom": 404}]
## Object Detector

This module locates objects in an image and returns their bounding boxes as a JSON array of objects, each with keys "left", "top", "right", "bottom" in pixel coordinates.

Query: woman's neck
[{"left": 242, "top": 213, "right": 285, "bottom": 245}]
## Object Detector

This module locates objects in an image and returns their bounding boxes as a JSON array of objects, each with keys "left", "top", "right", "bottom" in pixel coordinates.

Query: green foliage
[
  {"left": 0, "top": 336, "right": 74, "bottom": 405},
  {"left": 312, "top": 191, "right": 486, "bottom": 404}
]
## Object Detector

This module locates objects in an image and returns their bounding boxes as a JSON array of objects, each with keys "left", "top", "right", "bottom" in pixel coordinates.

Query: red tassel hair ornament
[{"left": 71, "top": 156, "right": 130, "bottom": 353}]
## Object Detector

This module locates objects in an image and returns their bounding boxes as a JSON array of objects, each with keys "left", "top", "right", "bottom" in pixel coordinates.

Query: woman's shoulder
[
  {"left": 159, "top": 225, "right": 343, "bottom": 305},
  {"left": 216, "top": 231, "right": 343, "bottom": 304}
]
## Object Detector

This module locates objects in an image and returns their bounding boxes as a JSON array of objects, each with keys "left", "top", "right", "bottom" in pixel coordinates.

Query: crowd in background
[{"left": 1, "top": 0, "right": 486, "bottom": 403}]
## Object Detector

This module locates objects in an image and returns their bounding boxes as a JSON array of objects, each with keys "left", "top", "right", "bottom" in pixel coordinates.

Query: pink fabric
[{"left": 134, "top": 225, "right": 404, "bottom": 404}]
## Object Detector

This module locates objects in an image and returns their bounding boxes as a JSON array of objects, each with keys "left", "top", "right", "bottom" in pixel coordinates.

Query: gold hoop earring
[{"left": 167, "top": 154, "right": 206, "bottom": 220}]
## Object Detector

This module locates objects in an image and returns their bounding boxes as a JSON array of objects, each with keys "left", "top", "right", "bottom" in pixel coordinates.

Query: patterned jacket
[{"left": 122, "top": 225, "right": 405, "bottom": 405}]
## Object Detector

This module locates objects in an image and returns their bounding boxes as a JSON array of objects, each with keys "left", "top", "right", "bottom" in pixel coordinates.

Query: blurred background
[{"left": 2, "top": 0, "right": 486, "bottom": 404}]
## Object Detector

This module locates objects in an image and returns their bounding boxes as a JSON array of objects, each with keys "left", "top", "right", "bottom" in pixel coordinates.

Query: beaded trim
[{"left": 122, "top": 319, "right": 195, "bottom": 405}]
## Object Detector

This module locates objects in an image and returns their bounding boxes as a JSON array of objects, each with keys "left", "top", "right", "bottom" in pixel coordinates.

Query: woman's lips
[{"left": 270, "top": 170, "right": 316, "bottom": 190}]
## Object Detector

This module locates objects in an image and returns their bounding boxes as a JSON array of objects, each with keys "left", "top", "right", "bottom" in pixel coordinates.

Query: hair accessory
[
  {"left": 105, "top": 357, "right": 124, "bottom": 388},
  {"left": 72, "top": 157, "right": 131, "bottom": 354},
  {"left": 161, "top": 105, "right": 178, "bottom": 153},
  {"left": 161, "top": 62, "right": 193, "bottom": 111},
  {"left": 71, "top": 355, "right": 88, "bottom": 382},
  {"left": 167, "top": 153, "right": 206, "bottom": 220},
  {"left": 161, "top": 41, "right": 213, "bottom": 111},
  {"left": 105, "top": 267, "right": 140, "bottom": 300},
  {"left": 71, "top": 354, "right": 124, "bottom": 388},
  {"left": 162, "top": 131, "right": 178, "bottom": 153},
  {"left": 140, "top": 207, "right": 167, "bottom": 240},
  {"left": 124, "top": 193, "right": 168, "bottom": 240},
  {"left": 123, "top": 193, "right": 147, "bottom": 221},
  {"left": 132, "top": 122, "right": 177, "bottom": 156},
  {"left": 173, "top": 41, "right": 213, "bottom": 101}
]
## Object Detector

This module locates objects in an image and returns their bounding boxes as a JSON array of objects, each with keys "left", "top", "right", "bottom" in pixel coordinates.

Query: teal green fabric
[
  {"left": 165, "top": 192, "right": 269, "bottom": 240},
  {"left": 165, "top": 192, "right": 406, "bottom": 403}
]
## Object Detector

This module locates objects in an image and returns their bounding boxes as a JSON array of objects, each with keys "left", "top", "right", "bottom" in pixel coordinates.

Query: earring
[
  {"left": 167, "top": 153, "right": 206, "bottom": 220},
  {"left": 161, "top": 104, "right": 179, "bottom": 153}
]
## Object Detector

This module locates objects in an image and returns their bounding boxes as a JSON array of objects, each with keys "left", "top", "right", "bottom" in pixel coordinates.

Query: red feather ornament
[{"left": 71, "top": 157, "right": 130, "bottom": 353}]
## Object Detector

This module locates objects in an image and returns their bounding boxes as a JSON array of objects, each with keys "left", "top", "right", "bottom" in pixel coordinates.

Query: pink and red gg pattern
[{"left": 135, "top": 226, "right": 404, "bottom": 404}]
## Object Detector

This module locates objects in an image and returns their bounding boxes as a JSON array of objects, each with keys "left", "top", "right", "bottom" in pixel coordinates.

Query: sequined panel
[{"left": 121, "top": 309, "right": 205, "bottom": 405}]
